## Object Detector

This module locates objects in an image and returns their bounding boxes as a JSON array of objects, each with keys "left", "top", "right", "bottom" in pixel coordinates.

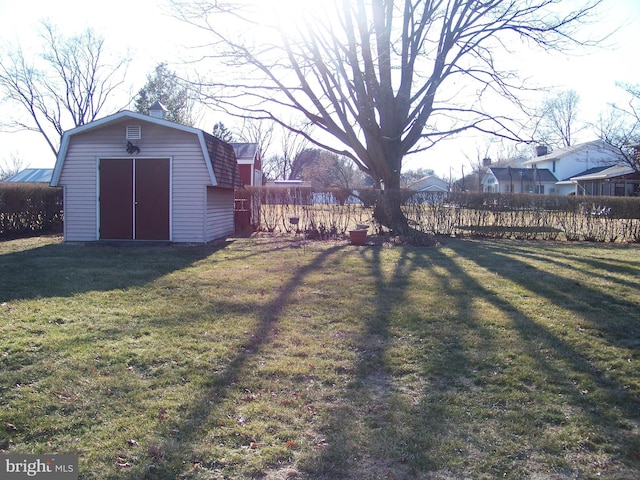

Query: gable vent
[{"left": 126, "top": 125, "right": 141, "bottom": 140}]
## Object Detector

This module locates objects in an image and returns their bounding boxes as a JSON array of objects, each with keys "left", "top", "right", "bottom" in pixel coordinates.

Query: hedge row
[
  {"left": 244, "top": 187, "right": 640, "bottom": 243},
  {"left": 0, "top": 183, "right": 63, "bottom": 238},
  {"left": 406, "top": 192, "right": 640, "bottom": 243},
  {"left": 2, "top": 184, "right": 639, "bottom": 243}
]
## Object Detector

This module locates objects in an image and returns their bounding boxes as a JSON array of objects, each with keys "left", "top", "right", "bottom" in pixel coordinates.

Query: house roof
[
  {"left": 554, "top": 166, "right": 609, "bottom": 185},
  {"left": 409, "top": 175, "right": 449, "bottom": 192},
  {"left": 231, "top": 143, "right": 259, "bottom": 162},
  {"left": 558, "top": 166, "right": 608, "bottom": 182},
  {"left": 523, "top": 140, "right": 624, "bottom": 166},
  {"left": 418, "top": 184, "right": 448, "bottom": 192},
  {"left": 50, "top": 110, "right": 243, "bottom": 189},
  {"left": 265, "top": 179, "right": 312, "bottom": 187},
  {"left": 488, "top": 167, "right": 557, "bottom": 183},
  {"left": 4, "top": 168, "right": 53, "bottom": 183},
  {"left": 570, "top": 164, "right": 636, "bottom": 181}
]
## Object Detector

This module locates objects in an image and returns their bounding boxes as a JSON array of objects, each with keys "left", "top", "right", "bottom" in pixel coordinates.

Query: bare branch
[
  {"left": 0, "top": 21, "right": 130, "bottom": 157},
  {"left": 174, "top": 0, "right": 606, "bottom": 231}
]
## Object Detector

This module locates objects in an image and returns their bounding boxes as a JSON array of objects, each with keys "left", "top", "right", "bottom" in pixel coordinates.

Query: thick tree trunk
[
  {"left": 373, "top": 188, "right": 409, "bottom": 235},
  {"left": 371, "top": 166, "right": 437, "bottom": 245}
]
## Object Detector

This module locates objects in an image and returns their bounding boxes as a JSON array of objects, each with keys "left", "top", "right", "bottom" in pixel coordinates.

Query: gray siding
[
  {"left": 58, "top": 138, "right": 98, "bottom": 241},
  {"left": 58, "top": 119, "right": 213, "bottom": 242},
  {"left": 206, "top": 187, "right": 235, "bottom": 242}
]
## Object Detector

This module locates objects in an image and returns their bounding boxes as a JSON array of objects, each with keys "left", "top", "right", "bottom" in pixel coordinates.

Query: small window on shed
[{"left": 126, "top": 125, "right": 141, "bottom": 140}]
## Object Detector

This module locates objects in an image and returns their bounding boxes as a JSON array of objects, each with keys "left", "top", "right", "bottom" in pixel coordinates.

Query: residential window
[{"left": 552, "top": 160, "right": 556, "bottom": 172}]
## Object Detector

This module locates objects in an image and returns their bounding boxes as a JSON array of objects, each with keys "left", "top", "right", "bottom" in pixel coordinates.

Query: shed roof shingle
[{"left": 204, "top": 133, "right": 244, "bottom": 189}]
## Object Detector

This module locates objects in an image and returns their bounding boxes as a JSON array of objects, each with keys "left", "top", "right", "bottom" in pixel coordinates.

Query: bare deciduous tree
[
  {"left": 237, "top": 118, "right": 275, "bottom": 160},
  {"left": 262, "top": 123, "right": 310, "bottom": 181},
  {"left": 293, "top": 148, "right": 367, "bottom": 189},
  {"left": 0, "top": 152, "right": 28, "bottom": 181},
  {"left": 176, "top": 0, "right": 602, "bottom": 236},
  {"left": 0, "top": 22, "right": 130, "bottom": 158},
  {"left": 533, "top": 90, "right": 583, "bottom": 148},
  {"left": 597, "top": 82, "right": 640, "bottom": 171}
]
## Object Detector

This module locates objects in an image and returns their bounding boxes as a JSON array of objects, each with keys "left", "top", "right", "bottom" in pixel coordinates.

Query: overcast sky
[{"left": 1, "top": 0, "right": 639, "bottom": 178}]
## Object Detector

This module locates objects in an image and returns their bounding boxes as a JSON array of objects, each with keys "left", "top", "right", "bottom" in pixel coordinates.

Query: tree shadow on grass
[
  {"left": 1, "top": 236, "right": 356, "bottom": 478},
  {"left": 109, "top": 243, "right": 352, "bottom": 479},
  {"left": 31, "top": 235, "right": 636, "bottom": 479},
  {"left": 0, "top": 237, "right": 298, "bottom": 303},
  {"left": 438, "top": 239, "right": 640, "bottom": 476},
  {"left": 300, "top": 245, "right": 465, "bottom": 479},
  {"left": 303, "top": 239, "right": 640, "bottom": 479},
  {"left": 471, "top": 240, "right": 640, "bottom": 295}
]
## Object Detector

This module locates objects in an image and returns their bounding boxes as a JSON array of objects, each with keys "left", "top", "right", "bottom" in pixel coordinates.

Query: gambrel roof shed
[{"left": 51, "top": 110, "right": 243, "bottom": 243}]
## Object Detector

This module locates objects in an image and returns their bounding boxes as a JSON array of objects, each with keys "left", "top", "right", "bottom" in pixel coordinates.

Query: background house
[
  {"left": 50, "top": 105, "right": 243, "bottom": 243},
  {"left": 482, "top": 167, "right": 557, "bottom": 194},
  {"left": 231, "top": 143, "right": 262, "bottom": 188},
  {"left": 410, "top": 175, "right": 449, "bottom": 193},
  {"left": 231, "top": 142, "right": 262, "bottom": 230},
  {"left": 570, "top": 165, "right": 640, "bottom": 196},
  {"left": 409, "top": 175, "right": 449, "bottom": 201},
  {"left": 523, "top": 140, "right": 625, "bottom": 195}
]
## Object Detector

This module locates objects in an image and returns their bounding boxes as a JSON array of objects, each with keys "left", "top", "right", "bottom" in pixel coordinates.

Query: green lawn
[{"left": 1, "top": 235, "right": 639, "bottom": 479}]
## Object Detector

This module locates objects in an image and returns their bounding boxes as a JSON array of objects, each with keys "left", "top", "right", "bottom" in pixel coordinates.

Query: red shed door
[
  {"left": 99, "top": 159, "right": 170, "bottom": 240},
  {"left": 100, "top": 159, "right": 133, "bottom": 239},
  {"left": 134, "top": 159, "right": 170, "bottom": 240}
]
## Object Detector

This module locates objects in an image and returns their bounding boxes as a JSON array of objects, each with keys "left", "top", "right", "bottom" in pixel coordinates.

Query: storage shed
[
  {"left": 50, "top": 108, "right": 244, "bottom": 243},
  {"left": 231, "top": 142, "right": 262, "bottom": 230},
  {"left": 231, "top": 142, "right": 262, "bottom": 188}
]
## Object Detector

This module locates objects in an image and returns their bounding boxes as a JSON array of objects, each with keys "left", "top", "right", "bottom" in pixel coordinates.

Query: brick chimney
[{"left": 536, "top": 145, "right": 548, "bottom": 157}]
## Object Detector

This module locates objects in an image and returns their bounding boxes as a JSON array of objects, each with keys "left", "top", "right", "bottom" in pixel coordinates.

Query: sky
[{"left": 0, "top": 0, "right": 639, "bottom": 179}]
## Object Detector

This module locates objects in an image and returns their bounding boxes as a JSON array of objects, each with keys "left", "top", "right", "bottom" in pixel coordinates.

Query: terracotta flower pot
[{"left": 349, "top": 229, "right": 367, "bottom": 245}]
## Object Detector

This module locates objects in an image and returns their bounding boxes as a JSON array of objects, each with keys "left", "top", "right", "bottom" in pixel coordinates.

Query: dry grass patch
[{"left": 1, "top": 234, "right": 639, "bottom": 479}]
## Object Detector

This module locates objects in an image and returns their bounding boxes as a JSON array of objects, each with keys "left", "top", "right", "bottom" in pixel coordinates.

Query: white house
[
  {"left": 409, "top": 175, "right": 449, "bottom": 201},
  {"left": 50, "top": 104, "right": 244, "bottom": 243},
  {"left": 523, "top": 140, "right": 626, "bottom": 195}
]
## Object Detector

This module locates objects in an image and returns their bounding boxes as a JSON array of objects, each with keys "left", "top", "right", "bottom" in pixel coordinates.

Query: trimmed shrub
[
  {"left": 241, "top": 187, "right": 640, "bottom": 243},
  {"left": 0, "top": 183, "right": 63, "bottom": 238}
]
